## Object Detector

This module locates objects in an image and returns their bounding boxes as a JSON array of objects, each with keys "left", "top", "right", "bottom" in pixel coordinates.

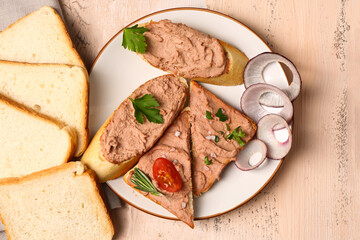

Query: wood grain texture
[{"left": 58, "top": 0, "right": 360, "bottom": 239}]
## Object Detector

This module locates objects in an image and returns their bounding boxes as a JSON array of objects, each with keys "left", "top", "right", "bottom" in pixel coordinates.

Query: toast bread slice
[
  {"left": 0, "top": 162, "right": 114, "bottom": 240},
  {"left": 0, "top": 60, "right": 88, "bottom": 156},
  {"left": 0, "top": 6, "right": 85, "bottom": 68},
  {"left": 0, "top": 95, "right": 76, "bottom": 179},
  {"left": 81, "top": 75, "right": 188, "bottom": 182},
  {"left": 124, "top": 108, "right": 194, "bottom": 228},
  {"left": 190, "top": 81, "right": 257, "bottom": 196}
]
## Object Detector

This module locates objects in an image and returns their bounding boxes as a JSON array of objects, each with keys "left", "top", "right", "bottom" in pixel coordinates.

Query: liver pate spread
[
  {"left": 100, "top": 75, "right": 187, "bottom": 164},
  {"left": 190, "top": 82, "right": 256, "bottom": 196},
  {"left": 142, "top": 20, "right": 227, "bottom": 79},
  {"left": 127, "top": 111, "right": 193, "bottom": 226}
]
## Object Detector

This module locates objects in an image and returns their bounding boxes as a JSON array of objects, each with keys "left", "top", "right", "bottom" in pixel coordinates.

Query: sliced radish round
[
  {"left": 243, "top": 52, "right": 301, "bottom": 104},
  {"left": 234, "top": 139, "right": 267, "bottom": 171},
  {"left": 257, "top": 114, "right": 292, "bottom": 159},
  {"left": 241, "top": 83, "right": 293, "bottom": 123}
]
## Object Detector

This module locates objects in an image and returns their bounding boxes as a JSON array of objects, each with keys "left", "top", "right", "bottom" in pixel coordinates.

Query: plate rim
[{"left": 90, "top": 7, "right": 284, "bottom": 221}]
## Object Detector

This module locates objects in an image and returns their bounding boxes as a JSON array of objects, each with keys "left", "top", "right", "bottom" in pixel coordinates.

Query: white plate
[{"left": 89, "top": 8, "right": 287, "bottom": 219}]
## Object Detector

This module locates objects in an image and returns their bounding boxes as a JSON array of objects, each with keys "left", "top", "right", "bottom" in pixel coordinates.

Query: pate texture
[
  {"left": 190, "top": 82, "right": 256, "bottom": 196},
  {"left": 142, "top": 20, "right": 227, "bottom": 79},
  {"left": 127, "top": 111, "right": 193, "bottom": 227},
  {"left": 100, "top": 75, "right": 187, "bottom": 164}
]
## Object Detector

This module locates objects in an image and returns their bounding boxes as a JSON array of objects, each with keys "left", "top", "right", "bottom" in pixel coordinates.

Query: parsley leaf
[
  {"left": 216, "top": 108, "right": 228, "bottom": 122},
  {"left": 204, "top": 156, "right": 212, "bottom": 165},
  {"left": 122, "top": 24, "right": 148, "bottom": 53},
  {"left": 129, "top": 94, "right": 163, "bottom": 124},
  {"left": 225, "top": 127, "right": 246, "bottom": 146},
  {"left": 215, "top": 135, "right": 219, "bottom": 143},
  {"left": 218, "top": 131, "right": 224, "bottom": 135},
  {"left": 206, "top": 110, "right": 213, "bottom": 120}
]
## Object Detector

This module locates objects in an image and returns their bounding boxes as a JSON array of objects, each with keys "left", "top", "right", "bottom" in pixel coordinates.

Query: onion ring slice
[
  {"left": 234, "top": 139, "right": 267, "bottom": 171},
  {"left": 257, "top": 114, "right": 292, "bottom": 160},
  {"left": 243, "top": 52, "right": 301, "bottom": 105},
  {"left": 241, "top": 83, "right": 293, "bottom": 123}
]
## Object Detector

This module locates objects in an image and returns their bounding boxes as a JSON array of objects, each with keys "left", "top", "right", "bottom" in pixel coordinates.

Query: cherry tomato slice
[{"left": 152, "top": 157, "right": 182, "bottom": 192}]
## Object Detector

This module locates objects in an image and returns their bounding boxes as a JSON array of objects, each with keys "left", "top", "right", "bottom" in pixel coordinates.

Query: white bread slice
[
  {"left": 0, "top": 6, "right": 85, "bottom": 68},
  {"left": 0, "top": 162, "right": 114, "bottom": 240},
  {"left": 124, "top": 108, "right": 194, "bottom": 228},
  {"left": 82, "top": 75, "right": 188, "bottom": 182},
  {"left": 139, "top": 21, "right": 248, "bottom": 86},
  {"left": 0, "top": 95, "right": 76, "bottom": 179},
  {"left": 190, "top": 81, "right": 257, "bottom": 196},
  {"left": 0, "top": 60, "right": 89, "bottom": 156}
]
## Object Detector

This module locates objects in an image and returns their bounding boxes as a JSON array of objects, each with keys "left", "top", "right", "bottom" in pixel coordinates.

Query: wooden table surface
[{"left": 59, "top": 0, "right": 360, "bottom": 239}]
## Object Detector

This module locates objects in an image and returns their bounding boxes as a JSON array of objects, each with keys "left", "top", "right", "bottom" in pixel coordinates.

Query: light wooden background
[{"left": 59, "top": 0, "right": 360, "bottom": 239}]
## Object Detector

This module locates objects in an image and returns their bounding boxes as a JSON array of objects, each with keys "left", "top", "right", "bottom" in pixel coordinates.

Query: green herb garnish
[
  {"left": 122, "top": 24, "right": 149, "bottom": 53},
  {"left": 206, "top": 110, "right": 213, "bottom": 120},
  {"left": 215, "top": 108, "right": 228, "bottom": 122},
  {"left": 218, "top": 131, "right": 224, "bottom": 135},
  {"left": 204, "top": 156, "right": 212, "bottom": 165},
  {"left": 215, "top": 135, "right": 219, "bottom": 143},
  {"left": 225, "top": 126, "right": 246, "bottom": 146},
  {"left": 129, "top": 94, "right": 163, "bottom": 124},
  {"left": 226, "top": 123, "right": 230, "bottom": 131},
  {"left": 130, "top": 168, "right": 163, "bottom": 196}
]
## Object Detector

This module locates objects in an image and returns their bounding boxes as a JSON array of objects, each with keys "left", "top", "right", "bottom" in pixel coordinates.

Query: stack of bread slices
[{"left": 0, "top": 6, "right": 114, "bottom": 240}]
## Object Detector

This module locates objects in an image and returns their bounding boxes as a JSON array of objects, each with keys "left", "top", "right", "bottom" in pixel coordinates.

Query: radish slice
[
  {"left": 257, "top": 114, "right": 292, "bottom": 159},
  {"left": 241, "top": 83, "right": 293, "bottom": 123},
  {"left": 243, "top": 52, "right": 301, "bottom": 104},
  {"left": 234, "top": 139, "right": 267, "bottom": 171}
]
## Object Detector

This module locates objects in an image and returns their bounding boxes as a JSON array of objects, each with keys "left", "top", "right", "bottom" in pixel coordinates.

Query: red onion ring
[
  {"left": 256, "top": 114, "right": 292, "bottom": 160},
  {"left": 243, "top": 52, "right": 301, "bottom": 106},
  {"left": 241, "top": 83, "right": 293, "bottom": 123},
  {"left": 234, "top": 139, "right": 267, "bottom": 171}
]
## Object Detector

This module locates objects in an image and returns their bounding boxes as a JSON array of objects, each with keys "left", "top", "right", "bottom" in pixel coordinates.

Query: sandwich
[
  {"left": 190, "top": 81, "right": 257, "bottom": 196},
  {"left": 124, "top": 108, "right": 194, "bottom": 228},
  {"left": 123, "top": 19, "right": 248, "bottom": 86},
  {"left": 81, "top": 75, "right": 188, "bottom": 182}
]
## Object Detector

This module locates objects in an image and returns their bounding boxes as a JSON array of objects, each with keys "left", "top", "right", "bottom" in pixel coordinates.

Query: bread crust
[
  {"left": 81, "top": 75, "right": 188, "bottom": 182},
  {"left": 0, "top": 60, "right": 89, "bottom": 156},
  {"left": 44, "top": 6, "right": 86, "bottom": 68},
  {"left": 139, "top": 22, "right": 248, "bottom": 86},
  {"left": 0, "top": 162, "right": 114, "bottom": 239},
  {"left": 80, "top": 167, "right": 115, "bottom": 238},
  {"left": 78, "top": 65, "right": 90, "bottom": 156}
]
